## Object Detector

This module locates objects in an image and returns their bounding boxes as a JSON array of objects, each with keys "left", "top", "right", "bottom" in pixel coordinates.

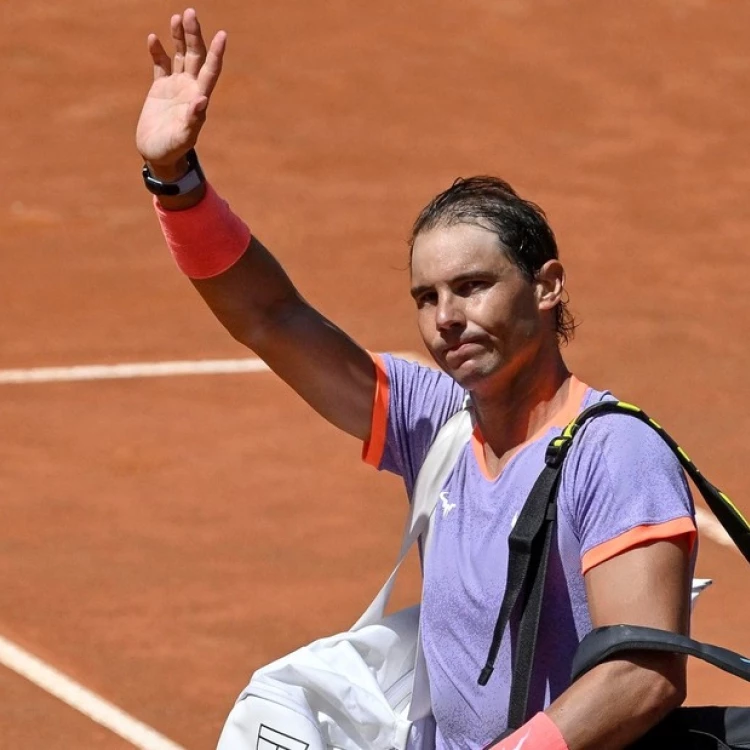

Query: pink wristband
[
  {"left": 489, "top": 712, "right": 568, "bottom": 750},
  {"left": 153, "top": 183, "right": 252, "bottom": 279}
]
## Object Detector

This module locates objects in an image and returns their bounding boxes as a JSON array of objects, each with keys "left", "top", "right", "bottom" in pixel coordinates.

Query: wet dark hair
[{"left": 409, "top": 176, "right": 576, "bottom": 344}]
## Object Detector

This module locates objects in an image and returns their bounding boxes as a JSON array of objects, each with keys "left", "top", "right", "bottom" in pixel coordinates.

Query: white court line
[
  {"left": 0, "top": 632, "right": 186, "bottom": 750},
  {"left": 0, "top": 358, "right": 268, "bottom": 384},
  {"left": 0, "top": 352, "right": 426, "bottom": 385}
]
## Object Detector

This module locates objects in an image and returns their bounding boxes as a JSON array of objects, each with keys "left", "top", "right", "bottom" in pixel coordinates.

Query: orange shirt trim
[
  {"left": 581, "top": 516, "right": 697, "bottom": 575},
  {"left": 362, "top": 353, "right": 390, "bottom": 468}
]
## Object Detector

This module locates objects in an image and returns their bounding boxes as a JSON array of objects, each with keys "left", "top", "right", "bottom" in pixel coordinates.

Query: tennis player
[{"left": 136, "top": 10, "right": 696, "bottom": 749}]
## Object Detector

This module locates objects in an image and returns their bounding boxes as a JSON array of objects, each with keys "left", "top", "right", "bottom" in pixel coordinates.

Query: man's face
[{"left": 410, "top": 222, "right": 545, "bottom": 392}]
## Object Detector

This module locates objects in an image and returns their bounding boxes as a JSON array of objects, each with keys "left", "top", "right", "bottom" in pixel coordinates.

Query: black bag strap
[
  {"left": 478, "top": 399, "right": 750, "bottom": 737},
  {"left": 478, "top": 461, "right": 564, "bottom": 735},
  {"left": 505, "top": 499, "right": 558, "bottom": 729},
  {"left": 477, "top": 465, "right": 562, "bottom": 687},
  {"left": 572, "top": 624, "right": 750, "bottom": 685}
]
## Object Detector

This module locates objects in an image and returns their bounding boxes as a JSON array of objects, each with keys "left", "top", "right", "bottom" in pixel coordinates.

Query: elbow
[
  {"left": 227, "top": 320, "right": 257, "bottom": 348},
  {"left": 636, "top": 655, "right": 687, "bottom": 725},
  {"left": 649, "top": 672, "right": 686, "bottom": 716},
  {"left": 595, "top": 654, "right": 686, "bottom": 729}
]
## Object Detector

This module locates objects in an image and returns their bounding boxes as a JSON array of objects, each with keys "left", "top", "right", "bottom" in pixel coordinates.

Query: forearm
[
  {"left": 545, "top": 654, "right": 685, "bottom": 750},
  {"left": 152, "top": 172, "right": 376, "bottom": 439},
  {"left": 193, "top": 252, "right": 375, "bottom": 439},
  {"left": 190, "top": 234, "right": 305, "bottom": 346},
  {"left": 491, "top": 654, "right": 684, "bottom": 750}
]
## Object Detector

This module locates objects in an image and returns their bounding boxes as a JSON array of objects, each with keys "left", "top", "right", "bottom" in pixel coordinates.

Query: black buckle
[{"left": 545, "top": 426, "right": 579, "bottom": 468}]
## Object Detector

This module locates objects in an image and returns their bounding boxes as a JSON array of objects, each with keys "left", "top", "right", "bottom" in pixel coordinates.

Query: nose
[{"left": 435, "top": 292, "right": 465, "bottom": 331}]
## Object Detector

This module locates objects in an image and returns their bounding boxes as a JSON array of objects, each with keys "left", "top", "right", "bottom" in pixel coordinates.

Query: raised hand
[{"left": 136, "top": 8, "right": 226, "bottom": 177}]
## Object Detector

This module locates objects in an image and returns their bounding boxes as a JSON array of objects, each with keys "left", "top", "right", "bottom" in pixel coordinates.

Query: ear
[{"left": 533, "top": 260, "right": 565, "bottom": 312}]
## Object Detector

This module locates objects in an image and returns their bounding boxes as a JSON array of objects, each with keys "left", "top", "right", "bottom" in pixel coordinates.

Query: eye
[
  {"left": 415, "top": 291, "right": 438, "bottom": 309},
  {"left": 457, "top": 279, "right": 489, "bottom": 297}
]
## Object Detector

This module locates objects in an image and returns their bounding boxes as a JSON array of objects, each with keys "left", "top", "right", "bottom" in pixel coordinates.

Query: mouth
[{"left": 442, "top": 339, "right": 485, "bottom": 362}]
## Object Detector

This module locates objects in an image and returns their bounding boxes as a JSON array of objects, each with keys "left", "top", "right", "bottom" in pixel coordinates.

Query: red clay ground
[{"left": 3, "top": 0, "right": 750, "bottom": 747}]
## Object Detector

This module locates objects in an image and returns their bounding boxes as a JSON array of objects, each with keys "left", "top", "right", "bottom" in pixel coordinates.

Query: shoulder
[
  {"left": 560, "top": 396, "right": 695, "bottom": 572},
  {"left": 558, "top": 391, "right": 695, "bottom": 565},
  {"left": 365, "top": 352, "right": 467, "bottom": 481},
  {"left": 559, "top": 390, "right": 693, "bottom": 522},
  {"left": 569, "top": 394, "right": 682, "bottom": 476}
]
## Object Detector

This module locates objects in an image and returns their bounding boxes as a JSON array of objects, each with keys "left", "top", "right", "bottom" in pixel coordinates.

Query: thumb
[{"left": 187, "top": 95, "right": 209, "bottom": 125}]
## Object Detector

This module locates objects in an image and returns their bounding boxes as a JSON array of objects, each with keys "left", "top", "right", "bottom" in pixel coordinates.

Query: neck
[{"left": 470, "top": 344, "right": 573, "bottom": 466}]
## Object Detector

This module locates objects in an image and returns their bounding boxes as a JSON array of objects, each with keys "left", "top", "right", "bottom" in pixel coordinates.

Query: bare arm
[
  {"left": 546, "top": 535, "right": 692, "bottom": 749},
  {"left": 190, "top": 239, "right": 376, "bottom": 439},
  {"left": 136, "top": 9, "right": 376, "bottom": 440}
]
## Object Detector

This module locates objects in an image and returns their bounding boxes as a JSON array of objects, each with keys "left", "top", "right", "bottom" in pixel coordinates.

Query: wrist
[
  {"left": 488, "top": 713, "right": 568, "bottom": 750},
  {"left": 142, "top": 149, "right": 206, "bottom": 210}
]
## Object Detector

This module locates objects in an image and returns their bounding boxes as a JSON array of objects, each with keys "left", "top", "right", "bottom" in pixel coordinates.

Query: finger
[
  {"left": 147, "top": 34, "right": 172, "bottom": 80},
  {"left": 170, "top": 13, "right": 186, "bottom": 75},
  {"left": 182, "top": 8, "right": 207, "bottom": 77},
  {"left": 196, "top": 30, "right": 227, "bottom": 99}
]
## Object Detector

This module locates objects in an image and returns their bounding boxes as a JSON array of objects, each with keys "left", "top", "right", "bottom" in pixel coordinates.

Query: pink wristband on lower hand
[
  {"left": 489, "top": 712, "right": 568, "bottom": 750},
  {"left": 153, "top": 183, "right": 252, "bottom": 279}
]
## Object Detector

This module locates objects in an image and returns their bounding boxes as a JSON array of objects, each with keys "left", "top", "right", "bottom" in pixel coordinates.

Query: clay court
[{"left": 3, "top": 0, "right": 750, "bottom": 747}]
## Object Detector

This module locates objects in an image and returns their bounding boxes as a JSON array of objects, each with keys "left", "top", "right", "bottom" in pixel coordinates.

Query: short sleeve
[
  {"left": 559, "top": 414, "right": 697, "bottom": 574},
  {"left": 362, "top": 353, "right": 466, "bottom": 496}
]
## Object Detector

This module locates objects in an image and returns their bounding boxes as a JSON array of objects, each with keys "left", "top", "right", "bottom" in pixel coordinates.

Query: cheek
[
  {"left": 469, "top": 295, "right": 513, "bottom": 332},
  {"left": 507, "top": 296, "right": 544, "bottom": 344},
  {"left": 415, "top": 309, "right": 434, "bottom": 344},
  {"left": 516, "top": 289, "right": 545, "bottom": 326},
  {"left": 472, "top": 290, "right": 539, "bottom": 339}
]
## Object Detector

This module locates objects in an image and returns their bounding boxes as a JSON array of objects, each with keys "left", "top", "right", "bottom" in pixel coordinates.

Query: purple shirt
[{"left": 364, "top": 354, "right": 696, "bottom": 749}]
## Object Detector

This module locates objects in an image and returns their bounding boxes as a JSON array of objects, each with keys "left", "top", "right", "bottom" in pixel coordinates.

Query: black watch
[{"left": 142, "top": 149, "right": 206, "bottom": 196}]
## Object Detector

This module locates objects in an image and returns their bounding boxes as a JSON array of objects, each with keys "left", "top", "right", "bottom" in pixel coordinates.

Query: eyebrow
[{"left": 409, "top": 270, "right": 497, "bottom": 299}]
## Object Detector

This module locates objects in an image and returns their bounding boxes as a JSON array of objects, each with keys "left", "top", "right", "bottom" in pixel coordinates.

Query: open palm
[{"left": 136, "top": 9, "right": 226, "bottom": 168}]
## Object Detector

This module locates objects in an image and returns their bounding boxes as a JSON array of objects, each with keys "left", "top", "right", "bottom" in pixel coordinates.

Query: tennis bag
[
  {"left": 215, "top": 408, "right": 475, "bottom": 750},
  {"left": 482, "top": 400, "right": 750, "bottom": 749}
]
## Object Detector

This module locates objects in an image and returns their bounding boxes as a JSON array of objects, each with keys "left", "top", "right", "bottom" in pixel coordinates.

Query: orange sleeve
[
  {"left": 361, "top": 353, "right": 390, "bottom": 468},
  {"left": 581, "top": 516, "right": 697, "bottom": 575}
]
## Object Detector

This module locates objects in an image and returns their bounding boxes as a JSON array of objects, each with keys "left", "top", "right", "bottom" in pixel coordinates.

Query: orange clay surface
[{"left": 4, "top": 0, "right": 750, "bottom": 747}]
